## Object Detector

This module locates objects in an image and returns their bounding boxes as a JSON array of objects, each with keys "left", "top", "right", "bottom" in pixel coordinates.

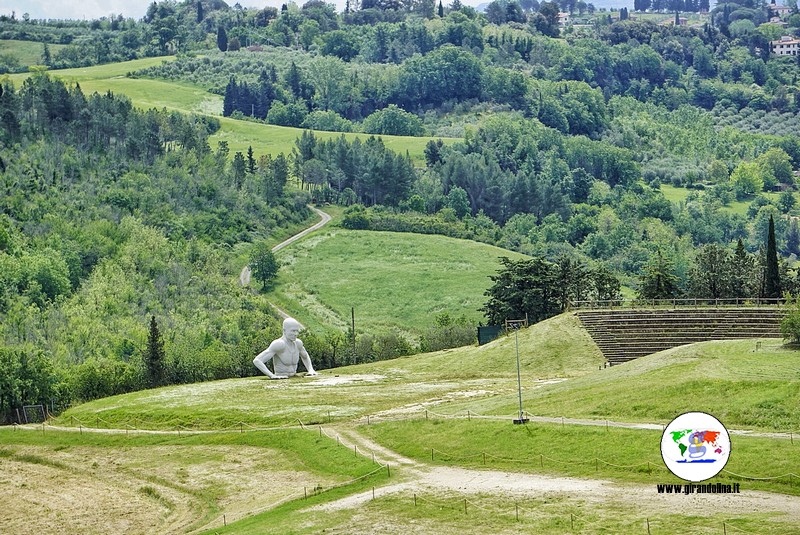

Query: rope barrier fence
[
  {"left": 18, "top": 407, "right": 799, "bottom": 488},
  {"left": 394, "top": 491, "right": 753, "bottom": 533},
  {"left": 36, "top": 408, "right": 800, "bottom": 444}
]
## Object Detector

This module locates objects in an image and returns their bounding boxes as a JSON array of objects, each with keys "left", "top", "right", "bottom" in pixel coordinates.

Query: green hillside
[
  {"left": 268, "top": 228, "right": 529, "bottom": 335},
  {"left": 0, "top": 39, "right": 66, "bottom": 66},
  {"left": 16, "top": 316, "right": 799, "bottom": 534},
  {"left": 59, "top": 312, "right": 800, "bottom": 433},
  {"left": 441, "top": 336, "right": 800, "bottom": 432},
  {"left": 5, "top": 58, "right": 456, "bottom": 163},
  {"left": 53, "top": 312, "right": 603, "bottom": 429}
]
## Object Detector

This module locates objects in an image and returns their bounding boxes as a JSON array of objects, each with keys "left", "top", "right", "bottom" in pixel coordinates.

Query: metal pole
[
  {"left": 351, "top": 307, "right": 356, "bottom": 353},
  {"left": 515, "top": 329, "right": 526, "bottom": 423}
]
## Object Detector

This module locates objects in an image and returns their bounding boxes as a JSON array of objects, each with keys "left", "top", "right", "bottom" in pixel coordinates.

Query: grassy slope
[
  {"left": 0, "top": 39, "right": 67, "bottom": 66},
  {"left": 54, "top": 313, "right": 603, "bottom": 429},
  {"left": 0, "top": 428, "right": 384, "bottom": 534},
  {"left": 269, "top": 228, "right": 529, "bottom": 335},
  {"left": 5, "top": 56, "right": 456, "bottom": 164},
  {"left": 55, "top": 314, "right": 799, "bottom": 433},
  {"left": 443, "top": 337, "right": 800, "bottom": 432}
]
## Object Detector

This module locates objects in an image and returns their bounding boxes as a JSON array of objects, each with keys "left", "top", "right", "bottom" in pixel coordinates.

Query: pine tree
[
  {"left": 145, "top": 316, "right": 166, "bottom": 388},
  {"left": 765, "top": 215, "right": 781, "bottom": 300},
  {"left": 638, "top": 249, "right": 680, "bottom": 300},
  {"left": 730, "top": 238, "right": 754, "bottom": 299},
  {"left": 246, "top": 146, "right": 256, "bottom": 174}
]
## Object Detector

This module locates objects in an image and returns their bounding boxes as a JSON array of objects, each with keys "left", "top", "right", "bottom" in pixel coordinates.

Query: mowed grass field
[
  {"left": 268, "top": 228, "right": 529, "bottom": 335},
  {"left": 22, "top": 314, "right": 799, "bottom": 533},
  {"left": 0, "top": 427, "right": 386, "bottom": 535},
  {"left": 5, "top": 56, "right": 456, "bottom": 163},
  {"left": 435, "top": 337, "right": 800, "bottom": 431}
]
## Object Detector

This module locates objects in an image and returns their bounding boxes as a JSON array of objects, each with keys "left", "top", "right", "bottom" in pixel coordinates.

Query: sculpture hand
[{"left": 306, "top": 370, "right": 318, "bottom": 376}]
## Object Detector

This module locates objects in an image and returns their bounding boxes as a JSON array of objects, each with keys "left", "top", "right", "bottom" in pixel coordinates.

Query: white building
[{"left": 772, "top": 35, "right": 800, "bottom": 56}]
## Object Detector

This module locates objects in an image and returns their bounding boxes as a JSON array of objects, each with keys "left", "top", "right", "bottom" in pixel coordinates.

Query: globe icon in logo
[{"left": 660, "top": 412, "right": 731, "bottom": 482}]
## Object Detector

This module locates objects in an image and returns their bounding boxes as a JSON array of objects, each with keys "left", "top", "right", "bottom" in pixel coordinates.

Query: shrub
[
  {"left": 341, "top": 204, "right": 370, "bottom": 230},
  {"left": 781, "top": 296, "right": 800, "bottom": 344},
  {"left": 361, "top": 105, "right": 425, "bottom": 136}
]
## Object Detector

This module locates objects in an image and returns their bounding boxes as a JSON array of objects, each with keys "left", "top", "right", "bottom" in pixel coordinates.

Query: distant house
[
  {"left": 769, "top": 2, "right": 793, "bottom": 18},
  {"left": 768, "top": 16, "right": 789, "bottom": 27},
  {"left": 772, "top": 35, "right": 800, "bottom": 56},
  {"left": 661, "top": 17, "right": 688, "bottom": 26},
  {"left": 558, "top": 12, "right": 570, "bottom": 26}
]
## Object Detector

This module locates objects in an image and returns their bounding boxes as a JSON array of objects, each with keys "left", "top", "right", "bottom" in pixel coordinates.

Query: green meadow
[
  {"left": 660, "top": 184, "right": 784, "bottom": 216},
  {"left": 269, "top": 228, "right": 529, "bottom": 336},
  {"left": 360, "top": 419, "right": 800, "bottom": 495},
  {"left": 51, "top": 313, "right": 602, "bottom": 429}
]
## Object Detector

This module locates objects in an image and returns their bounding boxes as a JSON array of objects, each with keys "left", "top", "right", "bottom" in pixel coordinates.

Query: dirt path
[
  {"left": 314, "top": 425, "right": 800, "bottom": 522},
  {"left": 239, "top": 204, "right": 332, "bottom": 288}
]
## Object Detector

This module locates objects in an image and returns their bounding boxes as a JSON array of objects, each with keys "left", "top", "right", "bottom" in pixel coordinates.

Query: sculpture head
[{"left": 283, "top": 317, "right": 302, "bottom": 341}]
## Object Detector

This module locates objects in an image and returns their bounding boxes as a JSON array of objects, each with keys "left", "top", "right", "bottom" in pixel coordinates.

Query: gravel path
[{"left": 313, "top": 425, "right": 800, "bottom": 522}]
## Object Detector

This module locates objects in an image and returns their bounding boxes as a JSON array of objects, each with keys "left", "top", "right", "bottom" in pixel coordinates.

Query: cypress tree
[
  {"left": 438, "top": 0, "right": 444, "bottom": 17},
  {"left": 765, "top": 214, "right": 781, "bottom": 300},
  {"left": 145, "top": 316, "right": 166, "bottom": 388},
  {"left": 217, "top": 25, "right": 228, "bottom": 52}
]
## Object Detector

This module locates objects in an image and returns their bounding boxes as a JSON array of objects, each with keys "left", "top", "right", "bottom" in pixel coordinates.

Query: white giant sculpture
[{"left": 253, "top": 317, "right": 318, "bottom": 379}]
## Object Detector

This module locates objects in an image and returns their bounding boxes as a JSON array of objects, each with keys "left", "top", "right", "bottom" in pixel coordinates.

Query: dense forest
[{"left": 2, "top": 0, "right": 800, "bottom": 418}]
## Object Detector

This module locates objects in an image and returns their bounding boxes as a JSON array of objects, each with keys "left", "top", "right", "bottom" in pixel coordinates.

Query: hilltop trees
[{"left": 482, "top": 256, "right": 621, "bottom": 325}]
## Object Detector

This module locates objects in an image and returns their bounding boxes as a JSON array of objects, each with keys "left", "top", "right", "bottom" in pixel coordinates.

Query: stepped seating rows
[{"left": 575, "top": 308, "right": 785, "bottom": 365}]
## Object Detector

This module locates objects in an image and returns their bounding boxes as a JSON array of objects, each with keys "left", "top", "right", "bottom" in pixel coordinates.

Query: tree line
[{"left": 482, "top": 219, "right": 786, "bottom": 326}]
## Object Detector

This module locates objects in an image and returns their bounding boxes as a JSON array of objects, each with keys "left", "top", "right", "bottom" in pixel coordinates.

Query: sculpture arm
[
  {"left": 253, "top": 342, "right": 287, "bottom": 379},
  {"left": 298, "top": 340, "right": 317, "bottom": 376}
]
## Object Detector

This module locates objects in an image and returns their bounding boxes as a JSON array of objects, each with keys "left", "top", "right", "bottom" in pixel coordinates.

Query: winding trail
[
  {"left": 239, "top": 204, "right": 332, "bottom": 327},
  {"left": 239, "top": 204, "right": 332, "bottom": 287}
]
